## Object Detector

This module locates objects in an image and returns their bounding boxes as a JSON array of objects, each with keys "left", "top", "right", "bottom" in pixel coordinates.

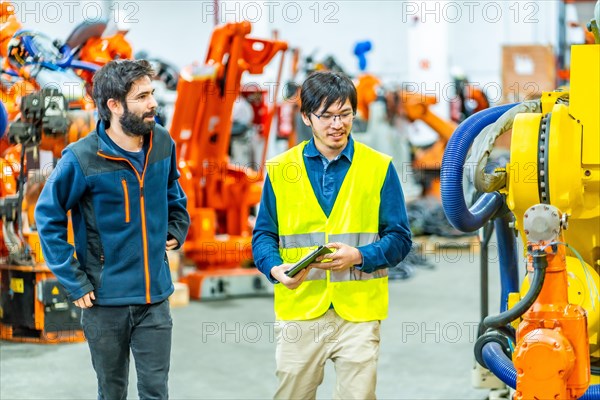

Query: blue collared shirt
[{"left": 252, "top": 136, "right": 412, "bottom": 282}]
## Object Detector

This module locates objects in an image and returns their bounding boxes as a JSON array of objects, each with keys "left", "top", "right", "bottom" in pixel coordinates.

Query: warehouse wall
[
  {"left": 12, "top": 1, "right": 565, "bottom": 103},
  {"left": 447, "top": 1, "right": 559, "bottom": 104},
  {"left": 11, "top": 1, "right": 113, "bottom": 43}
]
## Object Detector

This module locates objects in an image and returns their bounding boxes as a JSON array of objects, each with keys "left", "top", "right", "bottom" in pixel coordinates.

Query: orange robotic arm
[
  {"left": 169, "top": 21, "right": 287, "bottom": 276},
  {"left": 388, "top": 90, "right": 457, "bottom": 197}
]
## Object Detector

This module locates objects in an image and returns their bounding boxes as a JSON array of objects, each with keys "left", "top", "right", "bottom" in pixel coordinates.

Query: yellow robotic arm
[{"left": 441, "top": 38, "right": 600, "bottom": 400}]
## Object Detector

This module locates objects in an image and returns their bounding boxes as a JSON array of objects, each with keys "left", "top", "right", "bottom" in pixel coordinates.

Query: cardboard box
[{"left": 502, "top": 45, "right": 556, "bottom": 103}]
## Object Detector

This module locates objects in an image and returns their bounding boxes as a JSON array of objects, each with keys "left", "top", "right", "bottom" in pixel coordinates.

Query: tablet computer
[{"left": 284, "top": 245, "right": 334, "bottom": 277}]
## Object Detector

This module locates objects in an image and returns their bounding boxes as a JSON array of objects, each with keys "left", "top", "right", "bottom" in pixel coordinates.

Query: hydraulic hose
[
  {"left": 482, "top": 342, "right": 516, "bottom": 387},
  {"left": 0, "top": 101, "right": 7, "bottom": 139},
  {"left": 441, "top": 103, "right": 518, "bottom": 232},
  {"left": 484, "top": 251, "right": 547, "bottom": 329},
  {"left": 482, "top": 342, "right": 600, "bottom": 399},
  {"left": 582, "top": 386, "right": 600, "bottom": 400}
]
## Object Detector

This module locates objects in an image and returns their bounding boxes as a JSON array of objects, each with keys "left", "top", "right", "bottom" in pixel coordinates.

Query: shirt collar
[{"left": 303, "top": 135, "right": 354, "bottom": 162}]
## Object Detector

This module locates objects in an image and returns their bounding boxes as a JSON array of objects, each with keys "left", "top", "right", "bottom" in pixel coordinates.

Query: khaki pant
[{"left": 274, "top": 308, "right": 381, "bottom": 400}]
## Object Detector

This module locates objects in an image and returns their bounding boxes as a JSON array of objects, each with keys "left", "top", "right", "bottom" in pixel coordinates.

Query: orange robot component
[
  {"left": 0, "top": 89, "right": 90, "bottom": 343},
  {"left": 37, "top": 110, "right": 96, "bottom": 159},
  {"left": 1, "top": 1, "right": 29, "bottom": 158},
  {"left": 275, "top": 48, "right": 302, "bottom": 149},
  {"left": 509, "top": 205, "right": 591, "bottom": 399},
  {"left": 0, "top": 155, "right": 18, "bottom": 262},
  {"left": 65, "top": 20, "right": 133, "bottom": 85},
  {"left": 355, "top": 73, "right": 381, "bottom": 121},
  {"left": 388, "top": 91, "right": 457, "bottom": 198},
  {"left": 450, "top": 82, "right": 490, "bottom": 124},
  {"left": 0, "top": 1, "right": 20, "bottom": 58},
  {"left": 0, "top": 79, "right": 36, "bottom": 156},
  {"left": 514, "top": 246, "right": 590, "bottom": 399},
  {"left": 0, "top": 4, "right": 98, "bottom": 342},
  {"left": 169, "top": 21, "right": 287, "bottom": 299},
  {"left": 0, "top": 80, "right": 36, "bottom": 120},
  {"left": 76, "top": 30, "right": 132, "bottom": 64}
]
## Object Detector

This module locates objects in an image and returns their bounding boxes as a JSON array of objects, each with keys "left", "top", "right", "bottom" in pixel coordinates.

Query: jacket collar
[
  {"left": 95, "top": 120, "right": 152, "bottom": 157},
  {"left": 96, "top": 120, "right": 117, "bottom": 156}
]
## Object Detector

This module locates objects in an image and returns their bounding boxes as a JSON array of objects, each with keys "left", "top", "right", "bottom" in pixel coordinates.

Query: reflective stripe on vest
[
  {"left": 280, "top": 233, "right": 326, "bottom": 248},
  {"left": 267, "top": 140, "right": 391, "bottom": 322}
]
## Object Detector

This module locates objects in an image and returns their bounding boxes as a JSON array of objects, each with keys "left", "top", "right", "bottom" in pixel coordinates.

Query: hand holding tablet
[{"left": 284, "top": 245, "right": 334, "bottom": 277}]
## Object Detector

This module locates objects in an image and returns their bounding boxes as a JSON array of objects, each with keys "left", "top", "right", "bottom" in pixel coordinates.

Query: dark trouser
[{"left": 81, "top": 300, "right": 172, "bottom": 400}]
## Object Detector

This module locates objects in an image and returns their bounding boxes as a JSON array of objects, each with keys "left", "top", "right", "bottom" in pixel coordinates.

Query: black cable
[
  {"left": 11, "top": 141, "right": 33, "bottom": 265},
  {"left": 15, "top": 140, "right": 27, "bottom": 240},
  {"left": 479, "top": 221, "right": 494, "bottom": 335},
  {"left": 483, "top": 251, "right": 547, "bottom": 329},
  {"left": 591, "top": 358, "right": 600, "bottom": 376}
]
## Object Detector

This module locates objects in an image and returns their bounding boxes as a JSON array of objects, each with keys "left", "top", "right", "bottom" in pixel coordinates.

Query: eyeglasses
[{"left": 311, "top": 111, "right": 355, "bottom": 125}]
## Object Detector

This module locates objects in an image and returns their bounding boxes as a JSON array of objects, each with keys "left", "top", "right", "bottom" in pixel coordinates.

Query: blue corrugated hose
[{"left": 440, "top": 103, "right": 518, "bottom": 232}]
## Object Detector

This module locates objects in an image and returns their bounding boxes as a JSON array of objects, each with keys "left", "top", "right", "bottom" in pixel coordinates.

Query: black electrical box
[{"left": 0, "top": 270, "right": 81, "bottom": 338}]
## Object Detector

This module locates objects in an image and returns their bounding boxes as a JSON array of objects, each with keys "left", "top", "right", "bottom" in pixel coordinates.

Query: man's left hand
[
  {"left": 312, "top": 242, "right": 363, "bottom": 272},
  {"left": 166, "top": 238, "right": 179, "bottom": 251}
]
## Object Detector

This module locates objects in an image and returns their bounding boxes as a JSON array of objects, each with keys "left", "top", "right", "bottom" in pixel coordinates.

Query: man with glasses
[{"left": 253, "top": 71, "right": 412, "bottom": 399}]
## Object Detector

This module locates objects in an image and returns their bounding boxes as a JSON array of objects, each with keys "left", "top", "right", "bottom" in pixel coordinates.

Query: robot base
[{"left": 181, "top": 268, "right": 273, "bottom": 300}]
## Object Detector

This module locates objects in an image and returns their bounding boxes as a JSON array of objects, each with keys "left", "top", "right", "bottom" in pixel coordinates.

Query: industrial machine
[
  {"left": 0, "top": 87, "right": 87, "bottom": 343},
  {"left": 0, "top": 2, "right": 97, "bottom": 342},
  {"left": 0, "top": 1, "right": 189, "bottom": 339},
  {"left": 64, "top": 18, "right": 133, "bottom": 87},
  {"left": 169, "top": 21, "right": 287, "bottom": 300},
  {"left": 387, "top": 90, "right": 458, "bottom": 198},
  {"left": 441, "top": 7, "right": 600, "bottom": 398},
  {"left": 449, "top": 72, "right": 490, "bottom": 124}
]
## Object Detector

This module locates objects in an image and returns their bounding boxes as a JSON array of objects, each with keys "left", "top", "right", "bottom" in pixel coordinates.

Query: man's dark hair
[
  {"left": 300, "top": 71, "right": 357, "bottom": 116},
  {"left": 92, "top": 59, "right": 155, "bottom": 124}
]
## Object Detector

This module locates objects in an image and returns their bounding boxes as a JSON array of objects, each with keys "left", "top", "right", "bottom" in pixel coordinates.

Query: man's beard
[{"left": 120, "top": 107, "right": 156, "bottom": 137}]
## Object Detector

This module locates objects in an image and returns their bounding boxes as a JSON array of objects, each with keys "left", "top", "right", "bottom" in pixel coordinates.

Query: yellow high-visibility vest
[{"left": 267, "top": 140, "right": 391, "bottom": 322}]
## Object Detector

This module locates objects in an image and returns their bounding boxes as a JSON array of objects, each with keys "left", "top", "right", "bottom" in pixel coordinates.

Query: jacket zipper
[
  {"left": 97, "top": 134, "right": 154, "bottom": 303},
  {"left": 121, "top": 178, "right": 130, "bottom": 223}
]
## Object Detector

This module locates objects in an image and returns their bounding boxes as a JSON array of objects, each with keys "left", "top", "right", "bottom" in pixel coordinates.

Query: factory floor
[{"left": 1, "top": 238, "right": 508, "bottom": 400}]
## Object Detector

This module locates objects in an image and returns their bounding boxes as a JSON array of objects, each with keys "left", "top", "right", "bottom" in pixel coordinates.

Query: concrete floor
[{"left": 0, "top": 240, "right": 507, "bottom": 399}]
